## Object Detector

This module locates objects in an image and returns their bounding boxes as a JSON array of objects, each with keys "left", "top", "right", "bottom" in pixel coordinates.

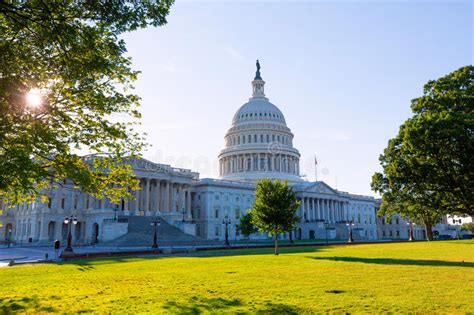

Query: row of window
[
  {"left": 227, "top": 134, "right": 290, "bottom": 146},
  {"left": 213, "top": 207, "right": 241, "bottom": 219},
  {"left": 382, "top": 230, "right": 403, "bottom": 237},
  {"left": 237, "top": 111, "right": 282, "bottom": 120}
]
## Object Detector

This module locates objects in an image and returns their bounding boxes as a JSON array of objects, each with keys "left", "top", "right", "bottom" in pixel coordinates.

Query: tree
[
  {"left": 461, "top": 222, "right": 474, "bottom": 234},
  {"left": 249, "top": 179, "right": 300, "bottom": 255},
  {"left": 0, "top": 1, "right": 174, "bottom": 204},
  {"left": 237, "top": 212, "right": 257, "bottom": 245},
  {"left": 372, "top": 66, "right": 474, "bottom": 240}
]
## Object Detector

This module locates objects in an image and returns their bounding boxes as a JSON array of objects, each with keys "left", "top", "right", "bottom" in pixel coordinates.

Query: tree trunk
[
  {"left": 274, "top": 235, "right": 279, "bottom": 255},
  {"left": 289, "top": 231, "right": 293, "bottom": 245},
  {"left": 423, "top": 219, "right": 434, "bottom": 241}
]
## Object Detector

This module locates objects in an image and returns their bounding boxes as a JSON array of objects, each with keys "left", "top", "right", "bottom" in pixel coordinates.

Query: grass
[{"left": 1, "top": 240, "right": 473, "bottom": 313}]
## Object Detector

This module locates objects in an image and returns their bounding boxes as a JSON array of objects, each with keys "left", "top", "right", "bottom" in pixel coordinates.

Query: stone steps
[{"left": 103, "top": 216, "right": 218, "bottom": 247}]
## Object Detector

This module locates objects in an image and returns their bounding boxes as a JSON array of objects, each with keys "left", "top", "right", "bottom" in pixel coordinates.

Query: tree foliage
[
  {"left": 249, "top": 179, "right": 300, "bottom": 254},
  {"left": 460, "top": 222, "right": 474, "bottom": 234},
  {"left": 237, "top": 212, "right": 257, "bottom": 239},
  {"left": 0, "top": 1, "right": 174, "bottom": 204},
  {"left": 372, "top": 66, "right": 474, "bottom": 240}
]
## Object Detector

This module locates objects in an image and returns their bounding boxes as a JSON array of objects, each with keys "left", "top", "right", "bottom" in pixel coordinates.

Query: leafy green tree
[
  {"left": 249, "top": 179, "right": 300, "bottom": 255},
  {"left": 0, "top": 1, "right": 174, "bottom": 204},
  {"left": 372, "top": 66, "right": 473, "bottom": 240},
  {"left": 237, "top": 212, "right": 257, "bottom": 245},
  {"left": 461, "top": 222, "right": 474, "bottom": 234}
]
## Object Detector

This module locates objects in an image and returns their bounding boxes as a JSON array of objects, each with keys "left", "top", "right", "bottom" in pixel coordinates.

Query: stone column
[
  {"left": 186, "top": 190, "right": 192, "bottom": 218},
  {"left": 311, "top": 198, "right": 315, "bottom": 221},
  {"left": 300, "top": 197, "right": 305, "bottom": 219},
  {"left": 144, "top": 178, "right": 151, "bottom": 215},
  {"left": 180, "top": 184, "right": 186, "bottom": 213},
  {"left": 164, "top": 181, "right": 169, "bottom": 212},
  {"left": 309, "top": 198, "right": 312, "bottom": 221},
  {"left": 318, "top": 198, "right": 322, "bottom": 220},
  {"left": 157, "top": 181, "right": 162, "bottom": 212},
  {"left": 134, "top": 181, "right": 140, "bottom": 215},
  {"left": 166, "top": 181, "right": 171, "bottom": 212},
  {"left": 171, "top": 183, "right": 176, "bottom": 212}
]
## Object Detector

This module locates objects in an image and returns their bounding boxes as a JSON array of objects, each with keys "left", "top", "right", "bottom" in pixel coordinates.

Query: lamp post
[
  {"left": 114, "top": 204, "right": 119, "bottom": 222},
  {"left": 223, "top": 216, "right": 231, "bottom": 246},
  {"left": 150, "top": 218, "right": 161, "bottom": 249},
  {"left": 346, "top": 220, "right": 354, "bottom": 243},
  {"left": 63, "top": 215, "right": 78, "bottom": 255},
  {"left": 7, "top": 228, "right": 12, "bottom": 248},
  {"left": 406, "top": 221, "right": 415, "bottom": 241},
  {"left": 182, "top": 207, "right": 186, "bottom": 223},
  {"left": 323, "top": 221, "right": 329, "bottom": 245}
]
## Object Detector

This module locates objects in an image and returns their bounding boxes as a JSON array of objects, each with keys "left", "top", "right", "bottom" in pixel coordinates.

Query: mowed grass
[{"left": 1, "top": 241, "right": 473, "bottom": 313}]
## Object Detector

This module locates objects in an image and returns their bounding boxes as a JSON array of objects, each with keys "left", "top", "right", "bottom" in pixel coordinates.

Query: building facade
[{"left": 6, "top": 62, "right": 381, "bottom": 245}]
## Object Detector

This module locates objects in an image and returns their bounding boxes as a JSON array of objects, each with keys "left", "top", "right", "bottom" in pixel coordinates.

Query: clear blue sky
[{"left": 120, "top": 0, "right": 473, "bottom": 196}]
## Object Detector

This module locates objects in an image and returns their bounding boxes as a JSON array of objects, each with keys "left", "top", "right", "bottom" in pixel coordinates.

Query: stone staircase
[{"left": 103, "top": 216, "right": 218, "bottom": 247}]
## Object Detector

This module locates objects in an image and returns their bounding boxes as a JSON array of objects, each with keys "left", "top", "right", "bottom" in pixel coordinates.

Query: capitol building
[{"left": 1, "top": 62, "right": 380, "bottom": 245}]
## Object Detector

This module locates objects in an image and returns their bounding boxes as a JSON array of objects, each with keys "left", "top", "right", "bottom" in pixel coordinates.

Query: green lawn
[{"left": 1, "top": 241, "right": 473, "bottom": 313}]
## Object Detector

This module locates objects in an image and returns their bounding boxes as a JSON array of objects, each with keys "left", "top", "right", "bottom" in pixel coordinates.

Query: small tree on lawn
[
  {"left": 249, "top": 179, "right": 300, "bottom": 255},
  {"left": 237, "top": 212, "right": 257, "bottom": 246}
]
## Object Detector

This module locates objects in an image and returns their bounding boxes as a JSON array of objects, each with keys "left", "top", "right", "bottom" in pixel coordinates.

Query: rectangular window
[
  {"left": 235, "top": 208, "right": 240, "bottom": 219},
  {"left": 214, "top": 207, "right": 220, "bottom": 219},
  {"left": 215, "top": 225, "right": 220, "bottom": 236}
]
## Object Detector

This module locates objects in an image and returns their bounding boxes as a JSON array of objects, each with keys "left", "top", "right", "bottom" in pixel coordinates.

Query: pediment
[{"left": 301, "top": 181, "right": 338, "bottom": 195}]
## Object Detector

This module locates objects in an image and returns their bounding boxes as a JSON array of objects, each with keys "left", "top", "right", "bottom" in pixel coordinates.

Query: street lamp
[
  {"left": 346, "top": 220, "right": 354, "bottom": 243},
  {"left": 223, "top": 216, "right": 231, "bottom": 246},
  {"left": 62, "top": 215, "right": 78, "bottom": 255},
  {"left": 406, "top": 221, "right": 415, "bottom": 241},
  {"left": 114, "top": 204, "right": 119, "bottom": 221},
  {"left": 150, "top": 218, "right": 161, "bottom": 249},
  {"left": 7, "top": 228, "right": 12, "bottom": 248},
  {"left": 323, "top": 221, "right": 329, "bottom": 245}
]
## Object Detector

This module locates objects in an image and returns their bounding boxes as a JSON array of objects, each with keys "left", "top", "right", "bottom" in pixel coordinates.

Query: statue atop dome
[{"left": 255, "top": 59, "right": 262, "bottom": 80}]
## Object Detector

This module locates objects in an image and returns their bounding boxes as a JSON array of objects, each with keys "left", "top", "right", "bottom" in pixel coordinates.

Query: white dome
[
  {"left": 218, "top": 61, "right": 302, "bottom": 183},
  {"left": 232, "top": 99, "right": 287, "bottom": 126}
]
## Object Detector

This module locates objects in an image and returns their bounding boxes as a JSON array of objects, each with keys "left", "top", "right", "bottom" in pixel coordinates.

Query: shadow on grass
[
  {"left": 307, "top": 256, "right": 474, "bottom": 268},
  {"left": 53, "top": 246, "right": 329, "bottom": 266},
  {"left": 0, "top": 296, "right": 55, "bottom": 314},
  {"left": 163, "top": 297, "right": 301, "bottom": 314}
]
